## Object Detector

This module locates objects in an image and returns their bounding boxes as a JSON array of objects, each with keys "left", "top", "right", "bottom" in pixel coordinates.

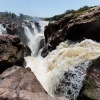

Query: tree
[
  {"left": 19, "top": 13, "right": 24, "bottom": 20},
  {"left": 77, "top": 6, "right": 89, "bottom": 13},
  {"left": 11, "top": 13, "right": 17, "bottom": 19}
]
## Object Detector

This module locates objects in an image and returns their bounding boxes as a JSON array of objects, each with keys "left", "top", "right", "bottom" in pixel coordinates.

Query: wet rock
[
  {"left": 16, "top": 26, "right": 29, "bottom": 45},
  {"left": 1, "top": 20, "right": 29, "bottom": 45},
  {"left": 54, "top": 61, "right": 90, "bottom": 100},
  {"left": 5, "top": 21, "right": 19, "bottom": 35},
  {"left": 25, "top": 21, "right": 32, "bottom": 28},
  {"left": 42, "top": 6, "right": 100, "bottom": 57},
  {"left": 44, "top": 13, "right": 73, "bottom": 43},
  {"left": 0, "top": 34, "right": 31, "bottom": 73},
  {"left": 78, "top": 57, "right": 100, "bottom": 100},
  {"left": 50, "top": 56, "right": 100, "bottom": 100},
  {"left": 24, "top": 44, "right": 31, "bottom": 56},
  {"left": 0, "top": 66, "right": 68, "bottom": 100}
]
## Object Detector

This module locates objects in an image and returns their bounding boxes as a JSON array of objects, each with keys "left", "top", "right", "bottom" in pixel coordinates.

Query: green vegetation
[
  {"left": 0, "top": 6, "right": 94, "bottom": 21},
  {"left": 44, "top": 6, "right": 92, "bottom": 21},
  {"left": 0, "top": 12, "right": 33, "bottom": 21},
  {"left": 19, "top": 13, "right": 33, "bottom": 20},
  {"left": 0, "top": 12, "right": 18, "bottom": 20}
]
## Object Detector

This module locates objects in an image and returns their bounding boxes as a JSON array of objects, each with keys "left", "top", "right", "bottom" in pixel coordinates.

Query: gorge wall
[
  {"left": 42, "top": 6, "right": 100, "bottom": 57},
  {"left": 0, "top": 6, "right": 100, "bottom": 100}
]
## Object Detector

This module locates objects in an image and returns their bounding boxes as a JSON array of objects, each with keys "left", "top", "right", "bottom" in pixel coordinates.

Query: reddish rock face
[
  {"left": 42, "top": 6, "right": 100, "bottom": 57},
  {"left": 0, "top": 34, "right": 31, "bottom": 73},
  {"left": 0, "top": 66, "right": 68, "bottom": 100}
]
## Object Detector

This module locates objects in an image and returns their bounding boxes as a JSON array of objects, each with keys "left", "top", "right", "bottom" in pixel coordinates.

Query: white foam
[
  {"left": 23, "top": 21, "right": 48, "bottom": 56},
  {"left": 39, "top": 21, "right": 49, "bottom": 34},
  {"left": 0, "top": 24, "right": 7, "bottom": 35},
  {"left": 25, "top": 39, "right": 100, "bottom": 100}
]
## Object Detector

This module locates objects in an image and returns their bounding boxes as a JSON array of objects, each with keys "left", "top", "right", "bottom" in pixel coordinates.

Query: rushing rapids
[
  {"left": 0, "top": 20, "right": 100, "bottom": 100},
  {"left": 23, "top": 21, "right": 49, "bottom": 56},
  {"left": 25, "top": 39, "right": 100, "bottom": 100},
  {"left": 0, "top": 24, "right": 7, "bottom": 34}
]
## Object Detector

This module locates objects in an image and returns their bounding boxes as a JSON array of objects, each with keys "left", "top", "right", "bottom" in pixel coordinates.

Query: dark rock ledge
[
  {"left": 42, "top": 6, "right": 100, "bottom": 57},
  {"left": 0, "top": 34, "right": 31, "bottom": 74}
]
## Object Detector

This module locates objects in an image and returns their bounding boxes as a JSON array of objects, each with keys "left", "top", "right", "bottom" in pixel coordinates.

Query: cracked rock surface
[
  {"left": 0, "top": 66, "right": 68, "bottom": 100},
  {"left": 0, "top": 34, "right": 31, "bottom": 74}
]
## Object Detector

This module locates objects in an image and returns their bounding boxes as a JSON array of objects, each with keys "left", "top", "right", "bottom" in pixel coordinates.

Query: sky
[{"left": 0, "top": 0, "right": 100, "bottom": 17}]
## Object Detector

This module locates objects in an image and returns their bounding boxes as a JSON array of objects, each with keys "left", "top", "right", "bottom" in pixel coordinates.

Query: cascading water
[
  {"left": 1, "top": 19, "right": 100, "bottom": 100},
  {"left": 31, "top": 22, "right": 39, "bottom": 35},
  {"left": 25, "top": 39, "right": 100, "bottom": 100},
  {"left": 0, "top": 24, "right": 7, "bottom": 34},
  {"left": 23, "top": 21, "right": 49, "bottom": 56}
]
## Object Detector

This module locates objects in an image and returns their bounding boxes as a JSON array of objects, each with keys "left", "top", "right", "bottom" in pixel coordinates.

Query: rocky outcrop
[
  {"left": 42, "top": 6, "right": 100, "bottom": 57},
  {"left": 44, "top": 13, "right": 74, "bottom": 43},
  {"left": 0, "top": 66, "right": 68, "bottom": 100},
  {"left": 1, "top": 20, "right": 30, "bottom": 45},
  {"left": 78, "top": 57, "right": 100, "bottom": 100},
  {"left": 0, "top": 35, "right": 31, "bottom": 73},
  {"left": 2, "top": 20, "right": 22, "bottom": 35}
]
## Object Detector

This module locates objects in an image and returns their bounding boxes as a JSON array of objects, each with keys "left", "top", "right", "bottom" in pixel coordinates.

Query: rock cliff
[{"left": 42, "top": 6, "right": 100, "bottom": 57}]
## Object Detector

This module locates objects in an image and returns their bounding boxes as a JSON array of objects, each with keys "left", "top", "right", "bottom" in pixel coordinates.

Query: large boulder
[
  {"left": 0, "top": 66, "right": 68, "bottom": 100},
  {"left": 0, "top": 34, "right": 31, "bottom": 73},
  {"left": 44, "top": 13, "right": 74, "bottom": 43},
  {"left": 42, "top": 6, "right": 100, "bottom": 57},
  {"left": 78, "top": 57, "right": 100, "bottom": 100},
  {"left": 1, "top": 20, "right": 29, "bottom": 45},
  {"left": 4, "top": 20, "right": 22, "bottom": 35}
]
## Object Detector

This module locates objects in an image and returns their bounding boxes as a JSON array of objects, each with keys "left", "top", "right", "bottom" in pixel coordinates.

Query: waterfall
[
  {"left": 0, "top": 24, "right": 7, "bottom": 34},
  {"left": 0, "top": 20, "right": 48, "bottom": 57},
  {"left": 25, "top": 39, "right": 100, "bottom": 100},
  {"left": 31, "top": 22, "right": 39, "bottom": 35},
  {"left": 0, "top": 19, "right": 100, "bottom": 100},
  {"left": 23, "top": 21, "right": 49, "bottom": 56},
  {"left": 0, "top": 20, "right": 100, "bottom": 100}
]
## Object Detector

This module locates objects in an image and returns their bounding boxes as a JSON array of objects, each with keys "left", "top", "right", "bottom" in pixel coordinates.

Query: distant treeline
[
  {"left": 44, "top": 6, "right": 93, "bottom": 21},
  {"left": 0, "top": 6, "right": 94, "bottom": 21},
  {"left": 0, "top": 12, "right": 33, "bottom": 21}
]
